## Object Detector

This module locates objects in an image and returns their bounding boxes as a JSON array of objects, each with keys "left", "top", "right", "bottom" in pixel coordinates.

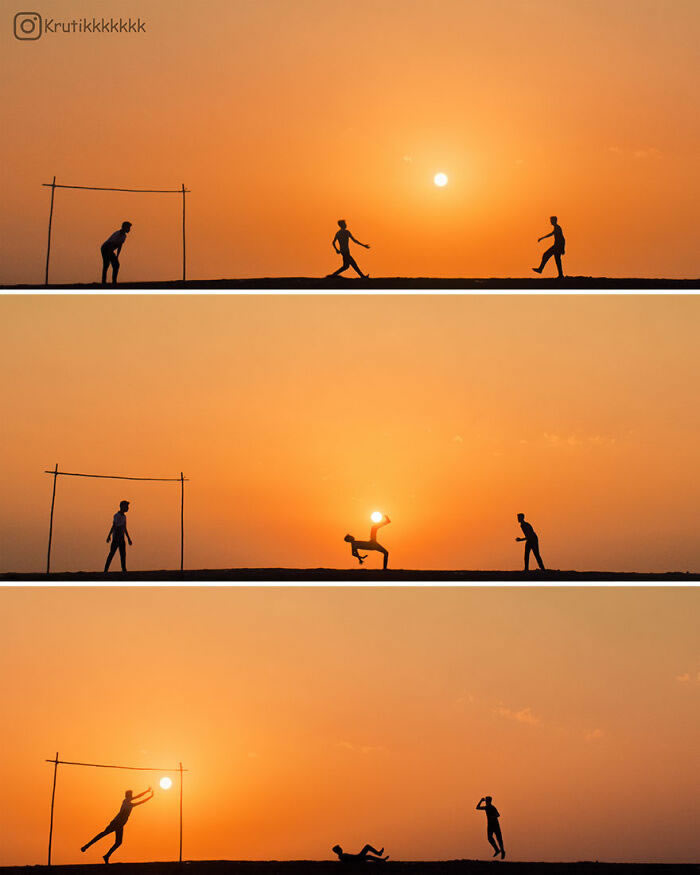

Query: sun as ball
[
  {"left": 433, "top": 172, "right": 448, "bottom": 187},
  {"left": 160, "top": 777, "right": 172, "bottom": 790},
  {"left": 371, "top": 511, "right": 384, "bottom": 523}
]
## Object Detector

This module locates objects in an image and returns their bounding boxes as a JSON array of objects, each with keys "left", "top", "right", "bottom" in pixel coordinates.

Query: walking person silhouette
[
  {"left": 104, "top": 500, "right": 132, "bottom": 573},
  {"left": 516, "top": 512, "right": 545, "bottom": 571},
  {"left": 333, "top": 844, "right": 389, "bottom": 863},
  {"left": 101, "top": 221, "right": 132, "bottom": 284},
  {"left": 81, "top": 787, "right": 153, "bottom": 863},
  {"left": 476, "top": 796, "right": 505, "bottom": 859},
  {"left": 326, "top": 219, "right": 370, "bottom": 278},
  {"left": 533, "top": 216, "right": 565, "bottom": 278},
  {"left": 344, "top": 514, "right": 391, "bottom": 569}
]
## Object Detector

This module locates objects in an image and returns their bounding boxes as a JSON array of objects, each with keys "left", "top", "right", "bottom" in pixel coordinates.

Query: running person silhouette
[
  {"left": 104, "top": 500, "right": 132, "bottom": 573},
  {"left": 333, "top": 844, "right": 389, "bottom": 863},
  {"left": 81, "top": 787, "right": 153, "bottom": 863},
  {"left": 516, "top": 512, "right": 545, "bottom": 571},
  {"left": 101, "top": 221, "right": 132, "bottom": 284},
  {"left": 327, "top": 219, "right": 370, "bottom": 278},
  {"left": 476, "top": 796, "right": 505, "bottom": 859},
  {"left": 344, "top": 514, "right": 391, "bottom": 569},
  {"left": 533, "top": 216, "right": 565, "bottom": 278}
]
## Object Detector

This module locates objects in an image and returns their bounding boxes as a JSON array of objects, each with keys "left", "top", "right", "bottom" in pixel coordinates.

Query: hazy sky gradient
[
  {"left": 0, "top": 586, "right": 698, "bottom": 865},
  {"left": 2, "top": 0, "right": 699, "bottom": 283},
  {"left": 1, "top": 294, "right": 698, "bottom": 573}
]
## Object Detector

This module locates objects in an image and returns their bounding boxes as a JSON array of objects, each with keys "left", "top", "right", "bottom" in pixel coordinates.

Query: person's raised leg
[
  {"left": 104, "top": 827, "right": 123, "bottom": 863},
  {"left": 118, "top": 540, "right": 127, "bottom": 572},
  {"left": 82, "top": 829, "right": 109, "bottom": 852},
  {"left": 533, "top": 246, "right": 554, "bottom": 274},
  {"left": 360, "top": 846, "right": 384, "bottom": 857},
  {"left": 104, "top": 542, "right": 118, "bottom": 572}
]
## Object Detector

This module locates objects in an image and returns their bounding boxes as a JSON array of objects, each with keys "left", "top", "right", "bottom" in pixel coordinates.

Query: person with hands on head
[{"left": 476, "top": 795, "right": 505, "bottom": 859}]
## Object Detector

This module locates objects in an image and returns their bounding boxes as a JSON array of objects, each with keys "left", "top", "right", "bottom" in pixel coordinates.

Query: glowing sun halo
[
  {"left": 433, "top": 172, "right": 448, "bottom": 187},
  {"left": 160, "top": 777, "right": 172, "bottom": 790},
  {"left": 371, "top": 511, "right": 383, "bottom": 523}
]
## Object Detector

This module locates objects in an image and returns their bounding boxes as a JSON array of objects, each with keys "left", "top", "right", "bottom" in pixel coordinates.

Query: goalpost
[
  {"left": 42, "top": 176, "right": 191, "bottom": 285},
  {"left": 45, "top": 752, "right": 187, "bottom": 866},
  {"left": 44, "top": 465, "right": 189, "bottom": 574}
]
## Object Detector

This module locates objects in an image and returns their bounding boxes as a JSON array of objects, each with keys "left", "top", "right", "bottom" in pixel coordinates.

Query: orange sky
[
  {"left": 0, "top": 586, "right": 698, "bottom": 865},
  {"left": 1, "top": 294, "right": 699, "bottom": 574},
  {"left": 2, "top": 0, "right": 699, "bottom": 284}
]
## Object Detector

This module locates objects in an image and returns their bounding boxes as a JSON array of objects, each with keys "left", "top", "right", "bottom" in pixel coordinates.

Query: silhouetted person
[
  {"left": 533, "top": 216, "right": 565, "bottom": 278},
  {"left": 81, "top": 787, "right": 153, "bottom": 863},
  {"left": 476, "top": 796, "right": 505, "bottom": 859},
  {"left": 516, "top": 512, "right": 545, "bottom": 571},
  {"left": 101, "top": 221, "right": 132, "bottom": 284},
  {"left": 327, "top": 219, "right": 370, "bottom": 278},
  {"left": 344, "top": 514, "right": 391, "bottom": 569},
  {"left": 333, "top": 844, "right": 389, "bottom": 863},
  {"left": 104, "top": 500, "right": 132, "bottom": 573}
]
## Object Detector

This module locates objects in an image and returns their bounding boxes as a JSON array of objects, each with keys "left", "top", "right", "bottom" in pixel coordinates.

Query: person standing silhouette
[
  {"left": 533, "top": 216, "right": 565, "bottom": 278},
  {"left": 81, "top": 787, "right": 153, "bottom": 863},
  {"left": 104, "top": 500, "right": 132, "bottom": 573},
  {"left": 516, "top": 512, "right": 545, "bottom": 571},
  {"left": 332, "top": 844, "right": 388, "bottom": 863},
  {"left": 476, "top": 796, "right": 505, "bottom": 859},
  {"left": 101, "top": 221, "right": 132, "bottom": 284},
  {"left": 327, "top": 219, "right": 370, "bottom": 278},
  {"left": 344, "top": 514, "right": 391, "bottom": 569}
]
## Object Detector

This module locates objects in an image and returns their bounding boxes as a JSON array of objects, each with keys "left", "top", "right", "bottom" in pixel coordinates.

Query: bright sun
[
  {"left": 433, "top": 172, "right": 448, "bottom": 187},
  {"left": 371, "top": 511, "right": 383, "bottom": 523},
  {"left": 160, "top": 777, "right": 172, "bottom": 790}
]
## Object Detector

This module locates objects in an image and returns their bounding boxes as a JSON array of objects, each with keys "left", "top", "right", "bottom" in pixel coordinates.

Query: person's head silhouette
[
  {"left": 337, "top": 219, "right": 347, "bottom": 229},
  {"left": 344, "top": 534, "right": 355, "bottom": 543},
  {"left": 120, "top": 500, "right": 130, "bottom": 512},
  {"left": 517, "top": 513, "right": 524, "bottom": 522},
  {"left": 550, "top": 216, "right": 557, "bottom": 226},
  {"left": 125, "top": 790, "right": 133, "bottom": 799},
  {"left": 121, "top": 221, "right": 132, "bottom": 232},
  {"left": 332, "top": 846, "right": 342, "bottom": 855},
  {"left": 485, "top": 795, "right": 492, "bottom": 803}
]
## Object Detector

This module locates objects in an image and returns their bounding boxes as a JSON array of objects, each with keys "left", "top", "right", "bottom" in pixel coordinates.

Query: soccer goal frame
[
  {"left": 42, "top": 176, "right": 191, "bottom": 285},
  {"left": 44, "top": 465, "right": 189, "bottom": 574},
  {"left": 45, "top": 752, "right": 187, "bottom": 866}
]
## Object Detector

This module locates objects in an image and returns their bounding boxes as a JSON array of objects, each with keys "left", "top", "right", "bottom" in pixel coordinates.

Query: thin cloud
[
  {"left": 496, "top": 705, "right": 542, "bottom": 726},
  {"left": 585, "top": 728, "right": 604, "bottom": 742}
]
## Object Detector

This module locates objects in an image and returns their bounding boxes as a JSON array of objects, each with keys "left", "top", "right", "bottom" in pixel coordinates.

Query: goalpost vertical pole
[
  {"left": 179, "top": 762, "right": 183, "bottom": 862},
  {"left": 180, "top": 472, "right": 185, "bottom": 571},
  {"left": 48, "top": 752, "right": 59, "bottom": 866},
  {"left": 45, "top": 176, "right": 57, "bottom": 286},
  {"left": 46, "top": 463, "right": 59, "bottom": 574},
  {"left": 181, "top": 184, "right": 186, "bottom": 282}
]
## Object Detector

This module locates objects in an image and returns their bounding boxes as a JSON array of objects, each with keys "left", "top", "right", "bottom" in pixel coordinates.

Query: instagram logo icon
[{"left": 14, "top": 11, "right": 42, "bottom": 39}]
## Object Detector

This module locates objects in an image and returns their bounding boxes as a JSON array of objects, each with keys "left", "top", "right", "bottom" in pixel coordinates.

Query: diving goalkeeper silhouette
[{"left": 81, "top": 787, "right": 153, "bottom": 863}]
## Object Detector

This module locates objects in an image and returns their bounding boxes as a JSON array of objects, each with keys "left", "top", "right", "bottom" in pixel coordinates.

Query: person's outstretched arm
[
  {"left": 132, "top": 789, "right": 153, "bottom": 805},
  {"left": 515, "top": 536, "right": 525, "bottom": 541},
  {"left": 538, "top": 231, "right": 553, "bottom": 242},
  {"left": 350, "top": 233, "right": 370, "bottom": 249}
]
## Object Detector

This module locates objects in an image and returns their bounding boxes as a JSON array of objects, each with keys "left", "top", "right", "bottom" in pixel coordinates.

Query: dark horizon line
[
  {"left": 2, "top": 276, "right": 699, "bottom": 291},
  {"left": 1, "top": 568, "right": 698, "bottom": 582}
]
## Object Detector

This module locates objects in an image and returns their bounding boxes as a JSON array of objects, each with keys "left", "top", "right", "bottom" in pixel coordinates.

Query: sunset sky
[
  {"left": 1, "top": 294, "right": 698, "bottom": 574},
  {"left": 0, "top": 586, "right": 698, "bottom": 865},
  {"left": 3, "top": 0, "right": 699, "bottom": 284}
]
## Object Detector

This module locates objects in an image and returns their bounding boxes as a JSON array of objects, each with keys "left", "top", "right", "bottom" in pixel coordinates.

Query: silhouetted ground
[
  {"left": 4, "top": 277, "right": 699, "bottom": 290},
  {"left": 2, "top": 860, "right": 697, "bottom": 875},
  {"left": 1, "top": 569, "right": 697, "bottom": 582}
]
